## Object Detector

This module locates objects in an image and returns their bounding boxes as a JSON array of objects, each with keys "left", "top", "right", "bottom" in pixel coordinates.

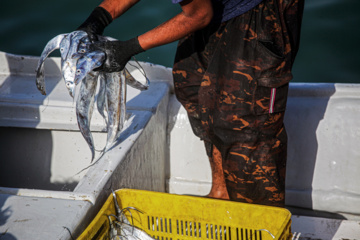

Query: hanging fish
[
  {"left": 76, "top": 71, "right": 99, "bottom": 162},
  {"left": 61, "top": 31, "right": 89, "bottom": 97},
  {"left": 103, "top": 71, "right": 126, "bottom": 151},
  {"left": 124, "top": 67, "right": 149, "bottom": 91},
  {"left": 73, "top": 50, "right": 105, "bottom": 85},
  {"left": 36, "top": 30, "right": 151, "bottom": 163},
  {"left": 35, "top": 33, "right": 67, "bottom": 95},
  {"left": 96, "top": 73, "right": 108, "bottom": 125}
]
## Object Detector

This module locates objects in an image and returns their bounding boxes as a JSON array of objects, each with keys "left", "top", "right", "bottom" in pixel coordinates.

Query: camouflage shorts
[{"left": 172, "top": 0, "right": 304, "bottom": 206}]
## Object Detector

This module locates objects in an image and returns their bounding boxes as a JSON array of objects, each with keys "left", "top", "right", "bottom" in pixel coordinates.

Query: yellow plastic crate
[{"left": 78, "top": 189, "right": 292, "bottom": 240}]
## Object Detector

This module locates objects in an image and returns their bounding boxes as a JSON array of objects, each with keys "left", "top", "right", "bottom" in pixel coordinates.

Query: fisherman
[{"left": 78, "top": 0, "right": 304, "bottom": 207}]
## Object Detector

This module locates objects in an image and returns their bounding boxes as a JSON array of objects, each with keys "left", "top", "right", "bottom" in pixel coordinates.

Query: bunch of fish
[
  {"left": 108, "top": 190, "right": 155, "bottom": 240},
  {"left": 36, "top": 31, "right": 149, "bottom": 162}
]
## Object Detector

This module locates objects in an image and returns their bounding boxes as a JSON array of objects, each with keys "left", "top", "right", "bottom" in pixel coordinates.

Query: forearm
[
  {"left": 85, "top": 0, "right": 213, "bottom": 73},
  {"left": 138, "top": 0, "right": 213, "bottom": 50},
  {"left": 99, "top": 0, "right": 140, "bottom": 19}
]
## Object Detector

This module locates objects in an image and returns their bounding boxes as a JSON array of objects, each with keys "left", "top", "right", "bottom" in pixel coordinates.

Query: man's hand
[
  {"left": 90, "top": 37, "right": 144, "bottom": 72},
  {"left": 77, "top": 7, "right": 113, "bottom": 42}
]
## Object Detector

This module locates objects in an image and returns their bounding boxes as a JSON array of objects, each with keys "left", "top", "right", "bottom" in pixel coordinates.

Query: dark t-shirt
[{"left": 172, "top": 0, "right": 263, "bottom": 22}]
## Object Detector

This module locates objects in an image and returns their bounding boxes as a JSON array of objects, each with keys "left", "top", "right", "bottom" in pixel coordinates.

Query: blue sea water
[{"left": 0, "top": 0, "right": 359, "bottom": 83}]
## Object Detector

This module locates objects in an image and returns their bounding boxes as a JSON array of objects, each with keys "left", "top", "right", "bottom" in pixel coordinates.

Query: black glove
[
  {"left": 90, "top": 37, "right": 145, "bottom": 72},
  {"left": 77, "top": 7, "right": 113, "bottom": 42}
]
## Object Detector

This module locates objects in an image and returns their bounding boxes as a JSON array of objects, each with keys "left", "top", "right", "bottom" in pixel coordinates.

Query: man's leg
[
  {"left": 222, "top": 113, "right": 288, "bottom": 207},
  {"left": 198, "top": 0, "right": 303, "bottom": 206},
  {"left": 173, "top": 24, "right": 232, "bottom": 199},
  {"left": 204, "top": 142, "right": 229, "bottom": 199}
]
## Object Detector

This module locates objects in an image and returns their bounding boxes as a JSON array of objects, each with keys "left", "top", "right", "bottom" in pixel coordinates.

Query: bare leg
[{"left": 207, "top": 145, "right": 230, "bottom": 200}]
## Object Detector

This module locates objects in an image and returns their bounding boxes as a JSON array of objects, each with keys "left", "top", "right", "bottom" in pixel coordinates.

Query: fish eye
[
  {"left": 76, "top": 69, "right": 81, "bottom": 74},
  {"left": 60, "top": 48, "right": 64, "bottom": 52},
  {"left": 66, "top": 82, "right": 74, "bottom": 87}
]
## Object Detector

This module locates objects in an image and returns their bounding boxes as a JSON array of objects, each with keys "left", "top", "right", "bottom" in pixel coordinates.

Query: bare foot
[
  {"left": 207, "top": 187, "right": 229, "bottom": 199},
  {"left": 207, "top": 145, "right": 229, "bottom": 200}
]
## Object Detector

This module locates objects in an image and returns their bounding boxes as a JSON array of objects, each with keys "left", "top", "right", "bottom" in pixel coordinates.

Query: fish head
[
  {"left": 87, "top": 51, "right": 105, "bottom": 70},
  {"left": 65, "top": 81, "right": 75, "bottom": 98},
  {"left": 77, "top": 37, "right": 91, "bottom": 54},
  {"left": 35, "top": 69, "right": 47, "bottom": 95},
  {"left": 61, "top": 59, "right": 76, "bottom": 97},
  {"left": 73, "top": 51, "right": 105, "bottom": 83},
  {"left": 67, "top": 31, "right": 88, "bottom": 57},
  {"left": 74, "top": 57, "right": 89, "bottom": 84},
  {"left": 61, "top": 58, "right": 77, "bottom": 83},
  {"left": 59, "top": 35, "right": 70, "bottom": 60},
  {"left": 67, "top": 34, "right": 92, "bottom": 61},
  {"left": 70, "top": 40, "right": 91, "bottom": 61}
]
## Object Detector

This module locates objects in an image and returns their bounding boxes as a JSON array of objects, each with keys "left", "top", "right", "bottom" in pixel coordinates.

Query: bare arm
[
  {"left": 88, "top": 0, "right": 213, "bottom": 72},
  {"left": 99, "top": 0, "right": 140, "bottom": 19},
  {"left": 139, "top": 0, "right": 213, "bottom": 50},
  {"left": 99, "top": 0, "right": 213, "bottom": 50}
]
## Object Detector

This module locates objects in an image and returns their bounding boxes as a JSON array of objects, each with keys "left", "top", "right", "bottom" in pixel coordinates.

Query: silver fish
[
  {"left": 61, "top": 31, "right": 89, "bottom": 97},
  {"left": 35, "top": 34, "right": 67, "bottom": 95},
  {"left": 108, "top": 203, "right": 155, "bottom": 240},
  {"left": 124, "top": 67, "right": 148, "bottom": 91},
  {"left": 67, "top": 31, "right": 88, "bottom": 57},
  {"left": 111, "top": 190, "right": 123, "bottom": 220},
  {"left": 77, "top": 36, "right": 91, "bottom": 55},
  {"left": 59, "top": 34, "right": 71, "bottom": 60},
  {"left": 117, "top": 223, "right": 155, "bottom": 240},
  {"left": 104, "top": 71, "right": 126, "bottom": 151},
  {"left": 108, "top": 215, "right": 121, "bottom": 240},
  {"left": 118, "top": 72, "right": 127, "bottom": 138},
  {"left": 61, "top": 60, "right": 76, "bottom": 97},
  {"left": 76, "top": 71, "right": 99, "bottom": 162},
  {"left": 96, "top": 73, "right": 108, "bottom": 125},
  {"left": 36, "top": 31, "right": 153, "bottom": 162},
  {"left": 74, "top": 50, "right": 105, "bottom": 85}
]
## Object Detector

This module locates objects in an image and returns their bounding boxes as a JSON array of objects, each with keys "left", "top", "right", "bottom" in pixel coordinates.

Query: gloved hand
[
  {"left": 90, "top": 37, "right": 145, "bottom": 72},
  {"left": 77, "top": 7, "right": 113, "bottom": 42}
]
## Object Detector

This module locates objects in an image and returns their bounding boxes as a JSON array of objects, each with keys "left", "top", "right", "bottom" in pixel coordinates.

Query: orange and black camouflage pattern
[{"left": 172, "top": 0, "right": 304, "bottom": 206}]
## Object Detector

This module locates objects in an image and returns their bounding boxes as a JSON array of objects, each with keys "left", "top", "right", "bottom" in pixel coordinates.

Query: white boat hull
[{"left": 0, "top": 51, "right": 359, "bottom": 239}]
